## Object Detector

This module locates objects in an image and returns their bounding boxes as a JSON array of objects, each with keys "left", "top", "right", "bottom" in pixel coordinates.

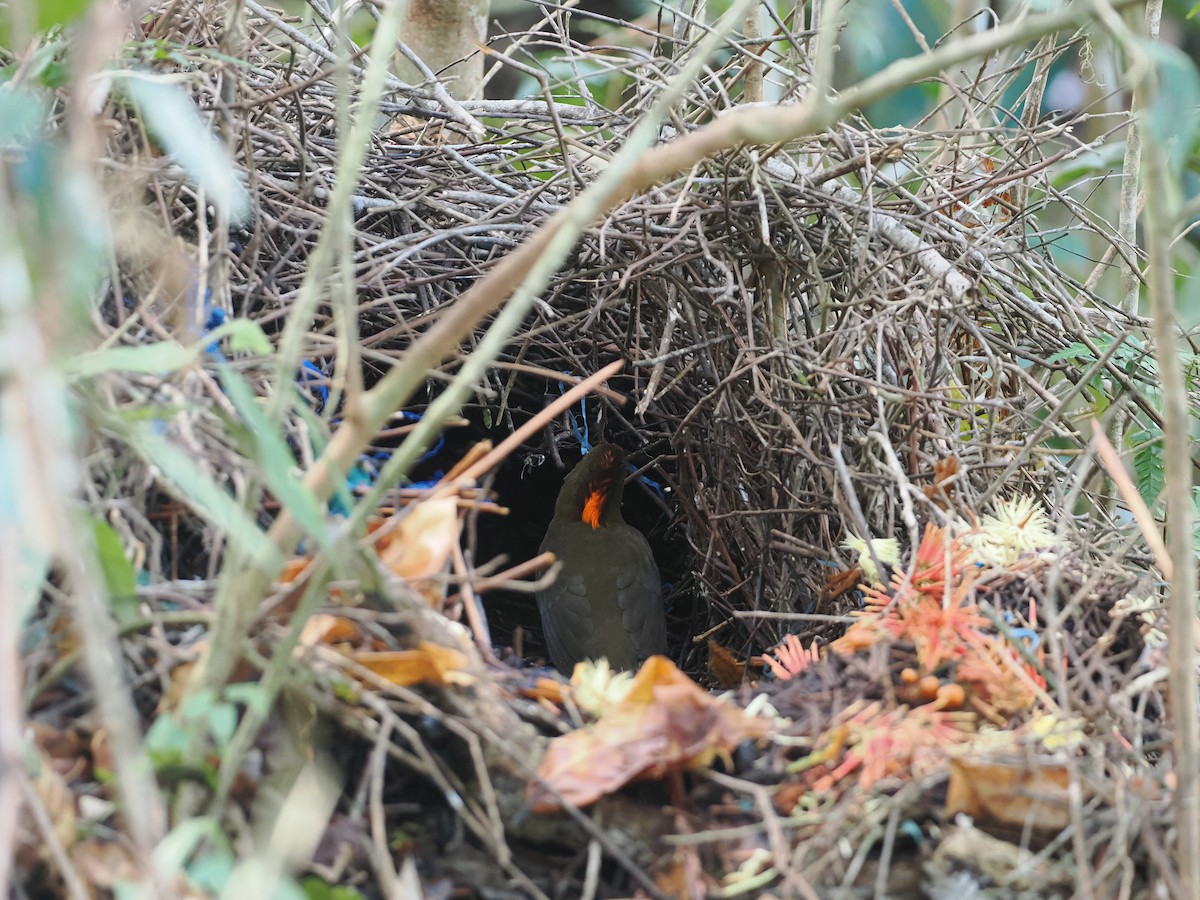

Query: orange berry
[{"left": 936, "top": 683, "right": 966, "bottom": 709}]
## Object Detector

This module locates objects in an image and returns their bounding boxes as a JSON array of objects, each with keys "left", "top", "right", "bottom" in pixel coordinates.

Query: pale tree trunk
[{"left": 397, "top": 0, "right": 490, "bottom": 100}]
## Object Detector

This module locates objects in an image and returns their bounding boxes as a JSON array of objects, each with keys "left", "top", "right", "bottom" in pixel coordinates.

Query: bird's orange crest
[{"left": 581, "top": 489, "right": 606, "bottom": 529}]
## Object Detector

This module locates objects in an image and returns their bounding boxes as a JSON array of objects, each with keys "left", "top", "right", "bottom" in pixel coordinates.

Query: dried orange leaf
[
  {"left": 946, "top": 757, "right": 1071, "bottom": 833},
  {"left": 519, "top": 677, "right": 569, "bottom": 705},
  {"left": 297, "top": 613, "right": 367, "bottom": 650},
  {"left": 29, "top": 722, "right": 87, "bottom": 780},
  {"left": 706, "top": 639, "right": 745, "bottom": 689},
  {"left": 353, "top": 641, "right": 474, "bottom": 688},
  {"left": 376, "top": 497, "right": 460, "bottom": 581},
  {"left": 655, "top": 844, "right": 710, "bottom": 900},
  {"left": 71, "top": 839, "right": 141, "bottom": 891},
  {"left": 528, "top": 656, "right": 770, "bottom": 812},
  {"left": 278, "top": 556, "right": 311, "bottom": 584},
  {"left": 924, "top": 455, "right": 959, "bottom": 508},
  {"left": 16, "top": 747, "right": 76, "bottom": 868},
  {"left": 820, "top": 566, "right": 864, "bottom": 603}
]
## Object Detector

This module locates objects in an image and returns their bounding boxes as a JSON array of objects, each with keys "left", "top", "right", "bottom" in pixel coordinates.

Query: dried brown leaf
[
  {"left": 706, "top": 639, "right": 745, "bottom": 689},
  {"left": 352, "top": 641, "right": 474, "bottom": 688},
  {"left": 528, "top": 656, "right": 770, "bottom": 812},
  {"left": 945, "top": 756, "right": 1071, "bottom": 834}
]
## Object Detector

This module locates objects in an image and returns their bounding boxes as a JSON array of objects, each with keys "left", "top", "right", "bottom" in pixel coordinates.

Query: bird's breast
[{"left": 537, "top": 517, "right": 664, "bottom": 672}]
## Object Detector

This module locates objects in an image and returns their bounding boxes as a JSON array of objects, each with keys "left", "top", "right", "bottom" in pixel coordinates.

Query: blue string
[
  {"left": 393, "top": 411, "right": 446, "bottom": 466},
  {"left": 556, "top": 379, "right": 668, "bottom": 502},
  {"left": 201, "top": 300, "right": 331, "bottom": 415},
  {"left": 1002, "top": 610, "right": 1041, "bottom": 651},
  {"left": 296, "top": 358, "right": 330, "bottom": 411},
  {"left": 203, "top": 301, "right": 226, "bottom": 361},
  {"left": 1007, "top": 628, "right": 1040, "bottom": 650},
  {"left": 328, "top": 455, "right": 379, "bottom": 516},
  {"left": 198, "top": 307, "right": 446, "bottom": 510},
  {"left": 559, "top": 381, "right": 591, "bottom": 453},
  {"left": 633, "top": 467, "right": 667, "bottom": 504}
]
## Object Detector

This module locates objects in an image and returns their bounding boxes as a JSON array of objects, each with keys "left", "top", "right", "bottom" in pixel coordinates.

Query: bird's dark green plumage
[{"left": 536, "top": 444, "right": 665, "bottom": 673}]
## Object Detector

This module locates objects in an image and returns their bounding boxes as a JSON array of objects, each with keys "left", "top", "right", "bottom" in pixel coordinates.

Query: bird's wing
[
  {"left": 613, "top": 526, "right": 666, "bottom": 660},
  {"left": 537, "top": 533, "right": 596, "bottom": 671}
]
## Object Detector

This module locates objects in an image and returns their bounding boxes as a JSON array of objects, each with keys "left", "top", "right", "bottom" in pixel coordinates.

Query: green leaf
[
  {"left": 67, "top": 314, "right": 272, "bottom": 379},
  {"left": 154, "top": 816, "right": 229, "bottom": 881},
  {"left": 1129, "top": 428, "right": 1165, "bottom": 506},
  {"left": 223, "top": 318, "right": 272, "bottom": 355},
  {"left": 37, "top": 0, "right": 90, "bottom": 31},
  {"left": 68, "top": 340, "right": 195, "bottom": 377},
  {"left": 181, "top": 687, "right": 217, "bottom": 720},
  {"left": 207, "top": 700, "right": 238, "bottom": 747},
  {"left": 145, "top": 714, "right": 190, "bottom": 756},
  {"left": 68, "top": 319, "right": 271, "bottom": 378},
  {"left": 123, "top": 73, "right": 249, "bottom": 222},
  {"left": 300, "top": 878, "right": 368, "bottom": 900},
  {"left": 216, "top": 365, "right": 333, "bottom": 555},
  {"left": 224, "top": 683, "right": 272, "bottom": 718},
  {"left": 184, "top": 845, "right": 236, "bottom": 895},
  {"left": 1047, "top": 342, "right": 1094, "bottom": 365},
  {"left": 130, "top": 425, "right": 281, "bottom": 569},
  {"left": 0, "top": 433, "right": 54, "bottom": 626},
  {"left": 0, "top": 82, "right": 49, "bottom": 146},
  {"left": 1142, "top": 41, "right": 1200, "bottom": 174},
  {"left": 331, "top": 680, "right": 359, "bottom": 704},
  {"left": 90, "top": 515, "right": 139, "bottom": 626}
]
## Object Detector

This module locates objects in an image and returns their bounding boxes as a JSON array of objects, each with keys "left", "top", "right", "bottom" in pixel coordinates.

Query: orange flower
[{"left": 762, "top": 634, "right": 820, "bottom": 680}]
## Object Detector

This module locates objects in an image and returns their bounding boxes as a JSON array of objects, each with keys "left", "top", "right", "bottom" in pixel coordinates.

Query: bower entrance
[{"left": 310, "top": 127, "right": 1131, "bottom": 674}]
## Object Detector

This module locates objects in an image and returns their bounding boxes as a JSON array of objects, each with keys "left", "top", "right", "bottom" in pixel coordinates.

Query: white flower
[
  {"left": 842, "top": 534, "right": 901, "bottom": 585},
  {"left": 967, "top": 495, "right": 1056, "bottom": 567},
  {"left": 569, "top": 659, "right": 634, "bottom": 717}
]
